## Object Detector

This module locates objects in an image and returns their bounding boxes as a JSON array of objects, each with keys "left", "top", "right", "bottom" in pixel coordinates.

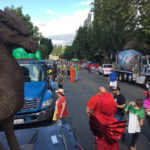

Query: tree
[
  {"left": 62, "top": 46, "right": 74, "bottom": 59},
  {"left": 38, "top": 38, "right": 53, "bottom": 59},
  {"left": 136, "top": 0, "right": 150, "bottom": 53},
  {"left": 4, "top": 6, "right": 53, "bottom": 59},
  {"left": 93, "top": 0, "right": 138, "bottom": 54},
  {"left": 51, "top": 45, "right": 65, "bottom": 56},
  {"left": 67, "top": 0, "right": 142, "bottom": 61},
  {"left": 4, "top": 6, "right": 43, "bottom": 45}
]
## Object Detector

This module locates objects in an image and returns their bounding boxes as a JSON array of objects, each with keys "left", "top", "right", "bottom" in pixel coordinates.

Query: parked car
[{"left": 98, "top": 64, "right": 113, "bottom": 75}]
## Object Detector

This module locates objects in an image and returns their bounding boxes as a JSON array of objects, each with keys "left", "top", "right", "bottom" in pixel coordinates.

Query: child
[
  {"left": 125, "top": 99, "right": 144, "bottom": 150},
  {"left": 57, "top": 73, "right": 64, "bottom": 89}
]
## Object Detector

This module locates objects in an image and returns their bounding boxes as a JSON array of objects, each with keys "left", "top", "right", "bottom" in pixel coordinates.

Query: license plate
[{"left": 13, "top": 119, "right": 24, "bottom": 125}]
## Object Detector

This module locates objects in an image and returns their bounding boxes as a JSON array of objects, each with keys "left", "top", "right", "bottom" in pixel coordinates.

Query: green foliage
[
  {"left": 38, "top": 38, "right": 53, "bottom": 59},
  {"left": 62, "top": 46, "right": 74, "bottom": 59},
  {"left": 51, "top": 45, "right": 65, "bottom": 56},
  {"left": 64, "top": 0, "right": 150, "bottom": 61},
  {"left": 4, "top": 5, "right": 53, "bottom": 59},
  {"left": 137, "top": 1, "right": 150, "bottom": 46}
]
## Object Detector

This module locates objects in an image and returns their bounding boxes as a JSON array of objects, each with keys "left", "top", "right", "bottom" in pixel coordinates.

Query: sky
[{"left": 0, "top": 0, "right": 93, "bottom": 46}]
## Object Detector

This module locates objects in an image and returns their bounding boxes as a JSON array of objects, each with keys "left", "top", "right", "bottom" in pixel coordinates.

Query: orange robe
[{"left": 70, "top": 66, "right": 75, "bottom": 82}]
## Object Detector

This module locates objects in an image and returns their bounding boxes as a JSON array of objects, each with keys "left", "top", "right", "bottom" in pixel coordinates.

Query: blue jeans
[
  {"left": 114, "top": 114, "right": 124, "bottom": 121},
  {"left": 57, "top": 118, "right": 66, "bottom": 125},
  {"left": 114, "top": 114, "right": 126, "bottom": 140},
  {"left": 75, "top": 72, "right": 78, "bottom": 80}
]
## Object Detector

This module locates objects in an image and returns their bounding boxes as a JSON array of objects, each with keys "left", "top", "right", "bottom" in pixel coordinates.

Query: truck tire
[
  {"left": 123, "top": 74, "right": 127, "bottom": 81},
  {"left": 46, "top": 108, "right": 54, "bottom": 123},
  {"left": 128, "top": 74, "right": 132, "bottom": 82},
  {"left": 118, "top": 73, "right": 123, "bottom": 81},
  {"left": 145, "top": 78, "right": 150, "bottom": 89}
]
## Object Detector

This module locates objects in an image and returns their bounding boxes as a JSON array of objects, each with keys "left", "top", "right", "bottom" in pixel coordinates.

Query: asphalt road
[
  {"left": 63, "top": 69, "right": 150, "bottom": 150},
  {"left": 2, "top": 69, "right": 150, "bottom": 150}
]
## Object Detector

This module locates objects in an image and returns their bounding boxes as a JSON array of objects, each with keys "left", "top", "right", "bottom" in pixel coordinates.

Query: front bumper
[{"left": 13, "top": 108, "right": 53, "bottom": 125}]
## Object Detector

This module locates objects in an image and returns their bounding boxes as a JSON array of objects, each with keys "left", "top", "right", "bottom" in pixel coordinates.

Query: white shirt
[{"left": 128, "top": 112, "right": 141, "bottom": 133}]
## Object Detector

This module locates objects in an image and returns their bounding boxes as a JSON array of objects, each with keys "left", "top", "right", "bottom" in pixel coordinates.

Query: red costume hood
[{"left": 96, "top": 92, "right": 117, "bottom": 124}]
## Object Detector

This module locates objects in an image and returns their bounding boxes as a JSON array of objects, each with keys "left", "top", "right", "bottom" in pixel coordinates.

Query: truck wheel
[
  {"left": 145, "top": 79, "right": 150, "bottom": 89},
  {"left": 124, "top": 74, "right": 127, "bottom": 81},
  {"left": 128, "top": 74, "right": 132, "bottom": 82},
  {"left": 119, "top": 73, "right": 123, "bottom": 81}
]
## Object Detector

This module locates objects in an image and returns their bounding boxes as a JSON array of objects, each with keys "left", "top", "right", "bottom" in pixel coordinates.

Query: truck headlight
[{"left": 41, "top": 99, "right": 53, "bottom": 109}]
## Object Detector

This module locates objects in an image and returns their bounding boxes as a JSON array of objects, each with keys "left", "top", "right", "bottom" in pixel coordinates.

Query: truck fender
[{"left": 42, "top": 90, "right": 52, "bottom": 101}]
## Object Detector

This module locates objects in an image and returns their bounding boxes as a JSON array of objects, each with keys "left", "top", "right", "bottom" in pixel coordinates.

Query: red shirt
[
  {"left": 86, "top": 64, "right": 90, "bottom": 68},
  {"left": 88, "top": 93, "right": 117, "bottom": 123},
  {"left": 96, "top": 92, "right": 117, "bottom": 124},
  {"left": 95, "top": 64, "right": 99, "bottom": 69},
  {"left": 87, "top": 94, "right": 101, "bottom": 116},
  {"left": 57, "top": 96, "right": 68, "bottom": 118},
  {"left": 90, "top": 64, "right": 94, "bottom": 67}
]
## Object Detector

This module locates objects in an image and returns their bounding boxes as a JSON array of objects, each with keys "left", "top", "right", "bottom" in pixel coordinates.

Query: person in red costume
[{"left": 86, "top": 87, "right": 126, "bottom": 150}]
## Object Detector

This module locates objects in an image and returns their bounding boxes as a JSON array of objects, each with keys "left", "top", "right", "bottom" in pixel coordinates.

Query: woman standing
[{"left": 55, "top": 89, "right": 68, "bottom": 124}]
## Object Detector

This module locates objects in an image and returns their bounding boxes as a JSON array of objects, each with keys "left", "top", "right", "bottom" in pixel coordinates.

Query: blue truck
[{"left": 13, "top": 59, "right": 55, "bottom": 125}]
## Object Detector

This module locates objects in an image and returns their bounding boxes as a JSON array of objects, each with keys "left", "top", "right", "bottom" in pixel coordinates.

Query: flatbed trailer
[{"left": 0, "top": 124, "right": 81, "bottom": 150}]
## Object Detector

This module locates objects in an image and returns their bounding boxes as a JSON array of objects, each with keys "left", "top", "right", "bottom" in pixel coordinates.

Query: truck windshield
[{"left": 20, "top": 63, "right": 47, "bottom": 82}]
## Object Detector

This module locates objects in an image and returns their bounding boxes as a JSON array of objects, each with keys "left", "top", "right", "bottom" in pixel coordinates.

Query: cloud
[
  {"left": 78, "top": 0, "right": 93, "bottom": 6},
  {"left": 33, "top": 8, "right": 90, "bottom": 45},
  {"left": 48, "top": 34, "right": 75, "bottom": 46},
  {"left": 46, "top": 9, "right": 55, "bottom": 15}
]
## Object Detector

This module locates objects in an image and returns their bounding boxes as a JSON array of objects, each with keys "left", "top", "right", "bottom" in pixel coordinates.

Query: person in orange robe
[{"left": 70, "top": 65, "right": 75, "bottom": 82}]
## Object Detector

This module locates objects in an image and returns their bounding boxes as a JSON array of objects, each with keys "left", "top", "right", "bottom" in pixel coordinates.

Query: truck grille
[{"left": 21, "top": 99, "right": 40, "bottom": 111}]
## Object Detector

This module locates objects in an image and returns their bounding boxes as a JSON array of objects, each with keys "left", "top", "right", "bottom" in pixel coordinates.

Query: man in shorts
[{"left": 108, "top": 69, "right": 118, "bottom": 90}]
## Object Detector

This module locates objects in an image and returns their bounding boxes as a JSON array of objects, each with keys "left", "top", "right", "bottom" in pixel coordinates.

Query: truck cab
[
  {"left": 14, "top": 59, "right": 54, "bottom": 125},
  {"left": 141, "top": 56, "right": 150, "bottom": 74}
]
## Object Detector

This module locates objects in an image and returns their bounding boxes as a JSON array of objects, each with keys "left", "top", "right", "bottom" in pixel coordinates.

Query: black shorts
[
  {"left": 130, "top": 132, "right": 140, "bottom": 147},
  {"left": 146, "top": 114, "right": 150, "bottom": 127},
  {"left": 58, "top": 84, "right": 63, "bottom": 89}
]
